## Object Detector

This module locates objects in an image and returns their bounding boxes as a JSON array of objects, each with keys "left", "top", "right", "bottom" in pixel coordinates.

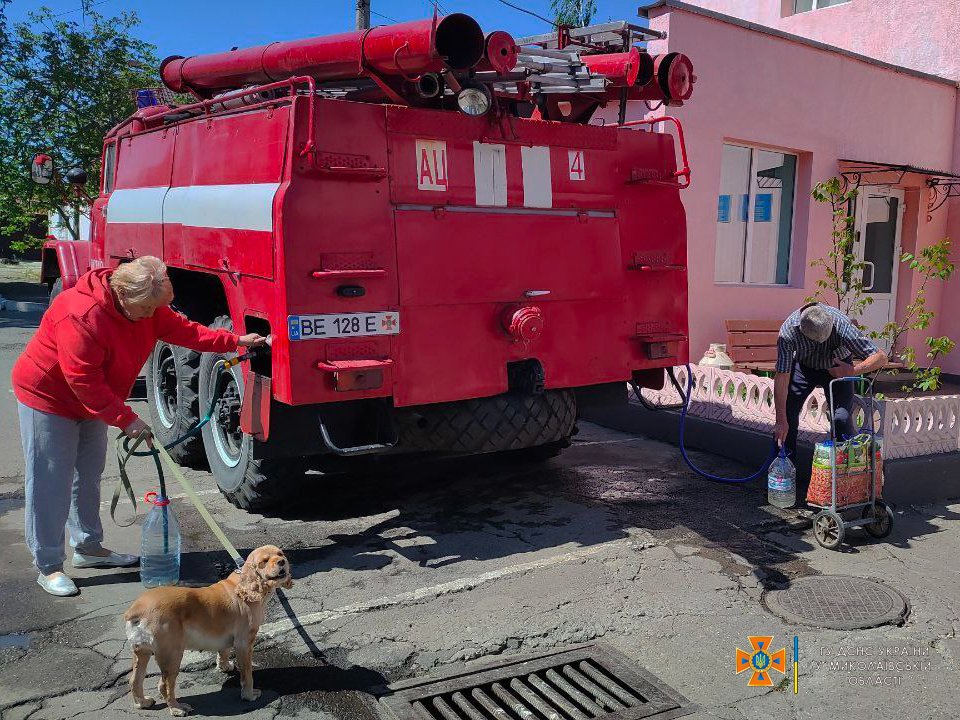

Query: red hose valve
[{"left": 503, "top": 306, "right": 544, "bottom": 343}]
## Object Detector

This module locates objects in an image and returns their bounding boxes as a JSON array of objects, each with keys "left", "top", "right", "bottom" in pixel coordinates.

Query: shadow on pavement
[
  {"left": 148, "top": 427, "right": 953, "bottom": 594},
  {"left": 177, "top": 648, "right": 386, "bottom": 718},
  {"left": 0, "top": 311, "right": 42, "bottom": 331},
  {"left": 0, "top": 280, "right": 48, "bottom": 304},
  {"left": 72, "top": 570, "right": 142, "bottom": 588}
]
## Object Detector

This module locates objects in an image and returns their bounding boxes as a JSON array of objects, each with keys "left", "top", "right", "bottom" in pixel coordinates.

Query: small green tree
[
  {"left": 0, "top": 4, "right": 157, "bottom": 247},
  {"left": 872, "top": 239, "right": 955, "bottom": 392},
  {"left": 551, "top": 0, "right": 597, "bottom": 26},
  {"left": 807, "top": 177, "right": 872, "bottom": 318},
  {"left": 808, "top": 177, "right": 956, "bottom": 393}
]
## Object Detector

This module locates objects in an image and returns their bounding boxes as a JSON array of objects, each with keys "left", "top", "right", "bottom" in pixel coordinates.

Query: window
[
  {"left": 793, "top": 0, "right": 849, "bottom": 13},
  {"left": 102, "top": 143, "right": 116, "bottom": 193},
  {"left": 715, "top": 144, "right": 797, "bottom": 285}
]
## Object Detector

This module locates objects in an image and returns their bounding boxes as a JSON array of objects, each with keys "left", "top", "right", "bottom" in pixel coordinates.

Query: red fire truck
[{"left": 40, "top": 15, "right": 694, "bottom": 510}]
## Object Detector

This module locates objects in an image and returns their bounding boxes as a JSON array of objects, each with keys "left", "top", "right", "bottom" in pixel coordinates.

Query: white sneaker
[
  {"left": 37, "top": 572, "right": 79, "bottom": 597},
  {"left": 72, "top": 550, "right": 139, "bottom": 569}
]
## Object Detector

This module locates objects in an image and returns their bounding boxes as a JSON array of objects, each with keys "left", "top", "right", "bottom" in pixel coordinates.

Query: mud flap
[{"left": 240, "top": 372, "right": 271, "bottom": 441}]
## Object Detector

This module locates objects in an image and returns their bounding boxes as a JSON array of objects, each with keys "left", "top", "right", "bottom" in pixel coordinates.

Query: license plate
[{"left": 287, "top": 312, "right": 400, "bottom": 341}]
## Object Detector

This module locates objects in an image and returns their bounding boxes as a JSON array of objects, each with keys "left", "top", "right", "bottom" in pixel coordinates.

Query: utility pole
[{"left": 356, "top": 0, "right": 370, "bottom": 29}]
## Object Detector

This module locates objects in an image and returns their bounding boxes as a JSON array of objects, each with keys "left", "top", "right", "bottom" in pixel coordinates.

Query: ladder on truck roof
[{"left": 515, "top": 20, "right": 665, "bottom": 53}]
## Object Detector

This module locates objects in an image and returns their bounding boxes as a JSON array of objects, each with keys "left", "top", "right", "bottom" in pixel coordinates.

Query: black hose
[{"left": 630, "top": 366, "right": 687, "bottom": 411}]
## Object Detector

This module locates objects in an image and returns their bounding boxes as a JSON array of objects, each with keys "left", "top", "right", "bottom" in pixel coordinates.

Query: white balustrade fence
[
  {"left": 638, "top": 365, "right": 960, "bottom": 459},
  {"left": 878, "top": 395, "right": 960, "bottom": 459}
]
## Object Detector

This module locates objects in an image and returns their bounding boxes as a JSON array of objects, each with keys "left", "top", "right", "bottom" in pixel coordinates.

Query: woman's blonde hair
[{"left": 109, "top": 256, "right": 170, "bottom": 305}]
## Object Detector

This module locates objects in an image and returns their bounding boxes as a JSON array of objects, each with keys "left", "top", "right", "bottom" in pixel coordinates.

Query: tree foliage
[
  {"left": 807, "top": 177, "right": 871, "bottom": 318},
  {"left": 0, "top": 3, "right": 156, "bottom": 246},
  {"left": 876, "top": 240, "right": 955, "bottom": 392},
  {"left": 808, "top": 177, "right": 956, "bottom": 394},
  {"left": 551, "top": 0, "right": 597, "bottom": 27}
]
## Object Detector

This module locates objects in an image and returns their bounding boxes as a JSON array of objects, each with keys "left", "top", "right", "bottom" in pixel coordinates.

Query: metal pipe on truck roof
[
  {"left": 479, "top": 31, "right": 519, "bottom": 73},
  {"left": 161, "top": 14, "right": 485, "bottom": 97},
  {"left": 625, "top": 52, "right": 695, "bottom": 102},
  {"left": 581, "top": 47, "right": 641, "bottom": 87}
]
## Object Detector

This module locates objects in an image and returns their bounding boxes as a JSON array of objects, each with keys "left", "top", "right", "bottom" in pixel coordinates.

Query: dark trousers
[{"left": 785, "top": 360, "right": 855, "bottom": 475}]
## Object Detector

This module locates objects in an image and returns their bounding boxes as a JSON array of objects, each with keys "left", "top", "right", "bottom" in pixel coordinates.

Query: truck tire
[
  {"left": 145, "top": 342, "right": 205, "bottom": 466},
  {"left": 396, "top": 389, "right": 577, "bottom": 455},
  {"left": 198, "top": 316, "right": 307, "bottom": 511}
]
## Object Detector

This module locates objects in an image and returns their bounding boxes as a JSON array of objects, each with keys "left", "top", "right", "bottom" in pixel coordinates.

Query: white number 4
[{"left": 568, "top": 150, "right": 585, "bottom": 181}]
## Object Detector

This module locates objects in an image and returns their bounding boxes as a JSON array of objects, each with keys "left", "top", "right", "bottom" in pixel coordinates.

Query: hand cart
[{"left": 811, "top": 376, "right": 895, "bottom": 550}]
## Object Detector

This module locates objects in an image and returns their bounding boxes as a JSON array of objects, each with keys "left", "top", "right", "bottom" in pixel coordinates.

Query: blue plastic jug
[
  {"left": 140, "top": 492, "right": 181, "bottom": 588},
  {"left": 767, "top": 448, "right": 797, "bottom": 508}
]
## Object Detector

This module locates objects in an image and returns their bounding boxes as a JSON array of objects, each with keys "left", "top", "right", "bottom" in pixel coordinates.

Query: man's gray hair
[{"left": 799, "top": 304, "right": 834, "bottom": 344}]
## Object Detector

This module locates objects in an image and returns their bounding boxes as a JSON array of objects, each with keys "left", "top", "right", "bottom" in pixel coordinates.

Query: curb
[
  {"left": 0, "top": 294, "right": 47, "bottom": 314},
  {"left": 582, "top": 399, "right": 960, "bottom": 506}
]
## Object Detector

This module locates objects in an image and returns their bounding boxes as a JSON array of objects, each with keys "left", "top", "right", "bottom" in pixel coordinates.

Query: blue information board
[
  {"left": 717, "top": 195, "right": 731, "bottom": 223},
  {"left": 755, "top": 193, "right": 773, "bottom": 223}
]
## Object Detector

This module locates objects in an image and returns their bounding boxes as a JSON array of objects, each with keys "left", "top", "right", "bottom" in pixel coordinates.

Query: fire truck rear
[{"left": 41, "top": 15, "right": 695, "bottom": 510}]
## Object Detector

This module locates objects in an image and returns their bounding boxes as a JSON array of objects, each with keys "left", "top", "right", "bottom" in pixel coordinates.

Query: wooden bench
[
  {"left": 725, "top": 319, "right": 780, "bottom": 374},
  {"left": 725, "top": 319, "right": 907, "bottom": 376}
]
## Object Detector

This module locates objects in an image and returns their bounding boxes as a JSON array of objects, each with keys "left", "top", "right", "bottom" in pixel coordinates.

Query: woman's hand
[
  {"left": 123, "top": 417, "right": 153, "bottom": 447},
  {"left": 238, "top": 333, "right": 268, "bottom": 348}
]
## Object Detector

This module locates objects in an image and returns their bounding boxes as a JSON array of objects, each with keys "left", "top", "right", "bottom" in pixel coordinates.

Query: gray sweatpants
[{"left": 18, "top": 402, "right": 109, "bottom": 575}]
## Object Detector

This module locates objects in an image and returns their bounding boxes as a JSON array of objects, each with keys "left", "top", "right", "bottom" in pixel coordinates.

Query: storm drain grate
[
  {"left": 377, "top": 643, "right": 695, "bottom": 720},
  {"left": 763, "top": 575, "right": 910, "bottom": 630}
]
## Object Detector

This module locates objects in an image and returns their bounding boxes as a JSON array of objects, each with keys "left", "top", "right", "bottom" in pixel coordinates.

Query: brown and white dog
[{"left": 124, "top": 545, "right": 293, "bottom": 716}]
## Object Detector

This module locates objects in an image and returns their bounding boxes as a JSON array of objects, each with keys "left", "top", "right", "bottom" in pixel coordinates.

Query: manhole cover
[
  {"left": 764, "top": 575, "right": 909, "bottom": 630},
  {"left": 377, "top": 642, "right": 696, "bottom": 720}
]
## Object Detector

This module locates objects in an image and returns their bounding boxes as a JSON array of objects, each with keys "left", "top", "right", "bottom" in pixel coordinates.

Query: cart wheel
[
  {"left": 814, "top": 510, "right": 845, "bottom": 550},
  {"left": 862, "top": 500, "right": 894, "bottom": 539}
]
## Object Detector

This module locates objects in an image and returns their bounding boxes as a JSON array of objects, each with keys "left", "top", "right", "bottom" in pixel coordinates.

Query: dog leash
[
  {"left": 113, "top": 429, "right": 245, "bottom": 572},
  {"left": 155, "top": 441, "right": 246, "bottom": 572},
  {"left": 112, "top": 352, "right": 264, "bottom": 571}
]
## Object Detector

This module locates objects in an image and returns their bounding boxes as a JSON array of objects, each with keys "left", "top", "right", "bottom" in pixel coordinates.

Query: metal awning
[{"left": 839, "top": 159, "right": 960, "bottom": 216}]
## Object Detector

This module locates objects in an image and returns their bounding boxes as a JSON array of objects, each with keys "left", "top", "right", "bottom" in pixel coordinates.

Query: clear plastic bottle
[
  {"left": 140, "top": 492, "right": 181, "bottom": 588},
  {"left": 767, "top": 449, "right": 797, "bottom": 508}
]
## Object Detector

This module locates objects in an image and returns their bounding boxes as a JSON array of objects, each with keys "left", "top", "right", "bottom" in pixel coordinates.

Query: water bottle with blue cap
[{"left": 767, "top": 446, "right": 796, "bottom": 508}]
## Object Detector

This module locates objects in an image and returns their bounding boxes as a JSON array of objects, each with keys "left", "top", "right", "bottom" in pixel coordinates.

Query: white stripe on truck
[
  {"left": 106, "top": 186, "right": 167, "bottom": 224},
  {"left": 106, "top": 183, "right": 280, "bottom": 232},
  {"left": 521, "top": 146, "right": 553, "bottom": 209},
  {"left": 164, "top": 183, "right": 279, "bottom": 232}
]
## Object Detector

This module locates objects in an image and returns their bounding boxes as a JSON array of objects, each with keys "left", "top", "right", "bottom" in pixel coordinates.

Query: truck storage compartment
[{"left": 392, "top": 209, "right": 630, "bottom": 407}]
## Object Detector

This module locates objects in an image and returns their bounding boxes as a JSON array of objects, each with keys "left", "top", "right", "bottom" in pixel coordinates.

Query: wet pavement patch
[
  {"left": 763, "top": 575, "right": 909, "bottom": 630},
  {"left": 377, "top": 643, "right": 695, "bottom": 720},
  {"left": 0, "top": 633, "right": 32, "bottom": 650}
]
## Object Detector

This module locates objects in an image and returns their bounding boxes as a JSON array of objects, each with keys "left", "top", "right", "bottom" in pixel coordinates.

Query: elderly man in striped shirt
[{"left": 773, "top": 303, "right": 887, "bottom": 464}]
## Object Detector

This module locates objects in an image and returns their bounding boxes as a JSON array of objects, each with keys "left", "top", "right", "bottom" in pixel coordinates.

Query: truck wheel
[
  {"left": 145, "top": 341, "right": 205, "bottom": 465},
  {"left": 198, "top": 316, "right": 306, "bottom": 511}
]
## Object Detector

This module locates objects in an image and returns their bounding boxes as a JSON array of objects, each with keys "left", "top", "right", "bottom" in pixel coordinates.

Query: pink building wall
[
  {"left": 690, "top": 0, "right": 960, "bottom": 81},
  {"left": 939, "top": 99, "right": 960, "bottom": 374},
  {"left": 681, "top": 0, "right": 960, "bottom": 374},
  {"left": 624, "top": 6, "right": 958, "bottom": 370}
]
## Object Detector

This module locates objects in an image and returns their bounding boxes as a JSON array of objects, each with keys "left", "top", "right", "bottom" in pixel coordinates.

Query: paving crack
[{"left": 0, "top": 667, "right": 128, "bottom": 714}]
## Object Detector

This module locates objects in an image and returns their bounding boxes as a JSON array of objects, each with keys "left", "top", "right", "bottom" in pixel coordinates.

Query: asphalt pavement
[{"left": 1, "top": 297, "right": 959, "bottom": 720}]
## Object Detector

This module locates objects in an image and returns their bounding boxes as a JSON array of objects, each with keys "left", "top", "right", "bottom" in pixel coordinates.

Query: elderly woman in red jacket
[{"left": 12, "top": 256, "right": 265, "bottom": 597}]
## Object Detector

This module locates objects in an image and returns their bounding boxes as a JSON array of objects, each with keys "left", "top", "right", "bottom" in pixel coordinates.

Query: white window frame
[
  {"left": 102, "top": 142, "right": 117, "bottom": 194},
  {"left": 715, "top": 142, "right": 798, "bottom": 287},
  {"left": 793, "top": 0, "right": 850, "bottom": 14}
]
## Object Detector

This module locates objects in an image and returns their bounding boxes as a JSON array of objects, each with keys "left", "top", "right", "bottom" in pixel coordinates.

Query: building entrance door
[{"left": 853, "top": 187, "right": 904, "bottom": 352}]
